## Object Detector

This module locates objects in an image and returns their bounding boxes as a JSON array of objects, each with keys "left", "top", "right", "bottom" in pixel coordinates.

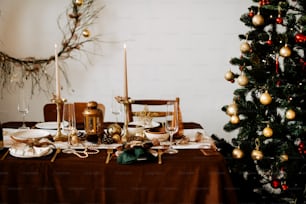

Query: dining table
[{"left": 0, "top": 121, "right": 238, "bottom": 204}]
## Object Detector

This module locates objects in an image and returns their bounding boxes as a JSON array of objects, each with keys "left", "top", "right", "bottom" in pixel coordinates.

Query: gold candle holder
[
  {"left": 115, "top": 96, "right": 131, "bottom": 142},
  {"left": 51, "top": 95, "right": 67, "bottom": 141}
]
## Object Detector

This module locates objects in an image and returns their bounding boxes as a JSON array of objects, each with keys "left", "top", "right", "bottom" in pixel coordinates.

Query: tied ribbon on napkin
[{"left": 117, "top": 146, "right": 157, "bottom": 164}]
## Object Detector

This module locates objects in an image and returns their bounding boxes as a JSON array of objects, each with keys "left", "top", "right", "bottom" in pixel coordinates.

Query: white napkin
[{"left": 9, "top": 143, "right": 52, "bottom": 158}]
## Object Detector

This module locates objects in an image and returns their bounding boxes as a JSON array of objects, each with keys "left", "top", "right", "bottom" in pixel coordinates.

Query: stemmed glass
[
  {"left": 111, "top": 91, "right": 122, "bottom": 123},
  {"left": 17, "top": 89, "right": 30, "bottom": 129},
  {"left": 164, "top": 101, "right": 179, "bottom": 154},
  {"left": 62, "top": 103, "right": 77, "bottom": 152}
]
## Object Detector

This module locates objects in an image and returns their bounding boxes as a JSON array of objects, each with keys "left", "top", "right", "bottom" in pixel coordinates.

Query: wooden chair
[
  {"left": 127, "top": 97, "right": 184, "bottom": 138},
  {"left": 43, "top": 102, "right": 105, "bottom": 124}
]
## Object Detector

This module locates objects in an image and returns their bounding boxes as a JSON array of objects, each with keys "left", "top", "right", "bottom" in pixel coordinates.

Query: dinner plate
[
  {"left": 35, "top": 121, "right": 60, "bottom": 130},
  {"left": 10, "top": 129, "right": 50, "bottom": 142},
  {"left": 129, "top": 120, "right": 160, "bottom": 129},
  {"left": 9, "top": 145, "right": 53, "bottom": 158}
]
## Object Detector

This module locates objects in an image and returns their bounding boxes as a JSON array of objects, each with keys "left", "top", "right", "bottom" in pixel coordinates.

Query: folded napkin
[
  {"left": 117, "top": 146, "right": 157, "bottom": 164},
  {"left": 9, "top": 143, "right": 52, "bottom": 158}
]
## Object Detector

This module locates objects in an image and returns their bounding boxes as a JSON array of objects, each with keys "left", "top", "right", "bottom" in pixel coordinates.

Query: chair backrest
[
  {"left": 43, "top": 102, "right": 105, "bottom": 124},
  {"left": 128, "top": 97, "right": 184, "bottom": 138}
]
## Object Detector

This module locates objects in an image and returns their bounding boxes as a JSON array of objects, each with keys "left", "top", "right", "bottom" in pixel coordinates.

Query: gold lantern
[{"left": 83, "top": 101, "right": 104, "bottom": 143}]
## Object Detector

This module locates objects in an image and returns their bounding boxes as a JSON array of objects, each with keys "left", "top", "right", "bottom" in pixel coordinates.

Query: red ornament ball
[
  {"left": 282, "top": 183, "right": 289, "bottom": 191},
  {"left": 248, "top": 10, "right": 255, "bottom": 18},
  {"left": 272, "top": 179, "right": 280, "bottom": 188},
  {"left": 295, "top": 33, "right": 306, "bottom": 43},
  {"left": 267, "top": 39, "right": 273, "bottom": 45},
  {"left": 276, "top": 17, "right": 283, "bottom": 24}
]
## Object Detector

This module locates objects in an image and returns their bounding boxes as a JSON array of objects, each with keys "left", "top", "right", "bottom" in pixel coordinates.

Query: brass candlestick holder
[
  {"left": 51, "top": 95, "right": 67, "bottom": 141},
  {"left": 115, "top": 96, "right": 131, "bottom": 142}
]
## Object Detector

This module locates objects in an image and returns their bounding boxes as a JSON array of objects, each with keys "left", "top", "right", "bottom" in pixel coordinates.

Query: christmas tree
[{"left": 222, "top": 0, "right": 306, "bottom": 203}]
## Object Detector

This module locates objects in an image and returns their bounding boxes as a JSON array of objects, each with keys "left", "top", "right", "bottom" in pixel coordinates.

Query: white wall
[{"left": 0, "top": 0, "right": 252, "bottom": 141}]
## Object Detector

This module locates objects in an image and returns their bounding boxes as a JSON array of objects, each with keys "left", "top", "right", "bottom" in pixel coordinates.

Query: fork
[
  {"left": 51, "top": 148, "right": 61, "bottom": 162},
  {"left": 105, "top": 149, "right": 113, "bottom": 164},
  {"left": 158, "top": 149, "right": 163, "bottom": 165}
]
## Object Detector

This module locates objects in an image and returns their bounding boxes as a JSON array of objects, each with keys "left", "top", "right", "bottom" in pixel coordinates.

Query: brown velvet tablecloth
[
  {"left": 0, "top": 122, "right": 237, "bottom": 204},
  {"left": 0, "top": 149, "right": 237, "bottom": 204}
]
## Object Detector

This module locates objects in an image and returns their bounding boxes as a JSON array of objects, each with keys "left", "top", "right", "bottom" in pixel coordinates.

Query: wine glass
[
  {"left": 164, "top": 101, "right": 179, "bottom": 154},
  {"left": 111, "top": 91, "right": 122, "bottom": 123},
  {"left": 17, "top": 89, "right": 30, "bottom": 129},
  {"left": 62, "top": 103, "right": 77, "bottom": 151}
]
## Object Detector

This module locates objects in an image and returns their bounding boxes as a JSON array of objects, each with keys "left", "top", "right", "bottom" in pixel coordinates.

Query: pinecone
[{"left": 102, "top": 136, "right": 114, "bottom": 144}]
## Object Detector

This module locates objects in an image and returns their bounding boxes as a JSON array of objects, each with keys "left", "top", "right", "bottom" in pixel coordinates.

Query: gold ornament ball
[
  {"left": 107, "top": 123, "right": 122, "bottom": 136},
  {"left": 279, "top": 45, "right": 291, "bottom": 58},
  {"left": 286, "top": 109, "right": 296, "bottom": 120},
  {"left": 112, "top": 134, "right": 121, "bottom": 143},
  {"left": 263, "top": 125, "right": 273, "bottom": 137},
  {"left": 240, "top": 42, "right": 251, "bottom": 53},
  {"left": 227, "top": 103, "right": 238, "bottom": 116},
  {"left": 224, "top": 70, "right": 235, "bottom": 81},
  {"left": 280, "top": 154, "right": 288, "bottom": 162},
  {"left": 82, "top": 29, "right": 90, "bottom": 38},
  {"left": 75, "top": 0, "right": 83, "bottom": 6},
  {"left": 71, "top": 135, "right": 79, "bottom": 145},
  {"left": 251, "top": 149, "right": 263, "bottom": 160},
  {"left": 260, "top": 91, "right": 272, "bottom": 105},
  {"left": 232, "top": 148, "right": 244, "bottom": 159},
  {"left": 237, "top": 74, "right": 249, "bottom": 86},
  {"left": 252, "top": 14, "right": 265, "bottom": 27},
  {"left": 230, "top": 115, "right": 240, "bottom": 124}
]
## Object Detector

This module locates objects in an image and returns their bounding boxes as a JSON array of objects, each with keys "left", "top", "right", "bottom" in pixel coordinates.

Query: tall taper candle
[
  {"left": 123, "top": 43, "right": 128, "bottom": 99},
  {"left": 54, "top": 44, "right": 60, "bottom": 99}
]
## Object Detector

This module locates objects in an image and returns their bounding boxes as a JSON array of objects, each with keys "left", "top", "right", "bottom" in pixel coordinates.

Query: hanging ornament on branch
[
  {"left": 0, "top": 0, "right": 104, "bottom": 95},
  {"left": 232, "top": 146, "right": 244, "bottom": 159},
  {"left": 251, "top": 138, "right": 264, "bottom": 160},
  {"left": 263, "top": 124, "right": 273, "bottom": 137},
  {"left": 260, "top": 90, "right": 272, "bottom": 105},
  {"left": 252, "top": 6, "right": 265, "bottom": 27},
  {"left": 279, "top": 44, "right": 291, "bottom": 57},
  {"left": 224, "top": 70, "right": 235, "bottom": 82}
]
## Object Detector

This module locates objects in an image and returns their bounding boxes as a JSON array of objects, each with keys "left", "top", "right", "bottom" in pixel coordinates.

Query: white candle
[
  {"left": 123, "top": 43, "right": 128, "bottom": 99},
  {"left": 54, "top": 44, "right": 60, "bottom": 99}
]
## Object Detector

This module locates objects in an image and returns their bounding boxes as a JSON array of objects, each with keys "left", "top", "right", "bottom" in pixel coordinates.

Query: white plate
[
  {"left": 129, "top": 121, "right": 160, "bottom": 129},
  {"left": 10, "top": 129, "right": 50, "bottom": 141},
  {"left": 9, "top": 146, "right": 53, "bottom": 158},
  {"left": 35, "top": 122, "right": 59, "bottom": 129}
]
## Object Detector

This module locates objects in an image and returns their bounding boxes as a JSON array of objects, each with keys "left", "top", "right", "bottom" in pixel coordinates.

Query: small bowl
[
  {"left": 144, "top": 128, "right": 169, "bottom": 142},
  {"left": 128, "top": 125, "right": 144, "bottom": 136}
]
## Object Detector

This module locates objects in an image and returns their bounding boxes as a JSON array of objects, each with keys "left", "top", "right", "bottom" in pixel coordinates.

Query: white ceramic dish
[
  {"left": 144, "top": 130, "right": 169, "bottom": 142},
  {"left": 129, "top": 120, "right": 160, "bottom": 129},
  {"left": 10, "top": 129, "right": 50, "bottom": 141},
  {"left": 35, "top": 121, "right": 68, "bottom": 130}
]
